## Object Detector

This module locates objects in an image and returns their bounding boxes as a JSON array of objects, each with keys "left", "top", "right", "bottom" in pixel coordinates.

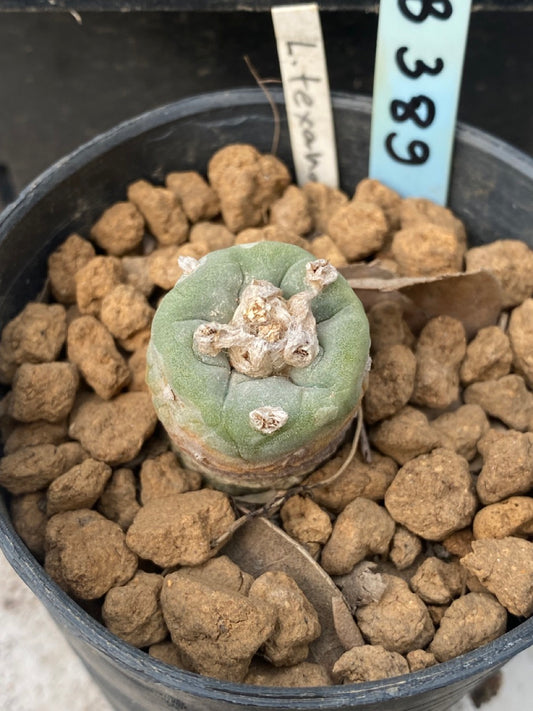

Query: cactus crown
[{"left": 193, "top": 259, "right": 338, "bottom": 379}]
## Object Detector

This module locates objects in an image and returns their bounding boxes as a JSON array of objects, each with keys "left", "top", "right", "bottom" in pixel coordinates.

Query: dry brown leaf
[
  {"left": 222, "top": 516, "right": 355, "bottom": 672},
  {"left": 339, "top": 261, "right": 398, "bottom": 284},
  {"left": 401, "top": 271, "right": 503, "bottom": 339},
  {"left": 331, "top": 596, "right": 364, "bottom": 651},
  {"left": 340, "top": 263, "right": 503, "bottom": 339}
]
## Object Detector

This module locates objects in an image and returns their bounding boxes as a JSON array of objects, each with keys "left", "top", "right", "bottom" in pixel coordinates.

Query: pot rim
[
  {"left": 1, "top": 87, "right": 532, "bottom": 233},
  {"left": 1, "top": 87, "right": 532, "bottom": 706}
]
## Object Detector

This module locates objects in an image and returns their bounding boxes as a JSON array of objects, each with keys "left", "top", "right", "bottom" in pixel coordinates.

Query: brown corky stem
[
  {"left": 210, "top": 406, "right": 364, "bottom": 550},
  {"left": 359, "top": 419, "right": 373, "bottom": 464}
]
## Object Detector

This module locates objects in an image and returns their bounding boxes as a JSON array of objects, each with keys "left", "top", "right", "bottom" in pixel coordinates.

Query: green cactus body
[{"left": 146, "top": 242, "right": 370, "bottom": 493}]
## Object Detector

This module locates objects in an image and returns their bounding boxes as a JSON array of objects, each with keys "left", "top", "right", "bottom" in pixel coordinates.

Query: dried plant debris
[
  {"left": 333, "top": 561, "right": 388, "bottom": 611},
  {"left": 340, "top": 264, "right": 503, "bottom": 339},
  {"left": 1, "top": 143, "right": 533, "bottom": 688}
]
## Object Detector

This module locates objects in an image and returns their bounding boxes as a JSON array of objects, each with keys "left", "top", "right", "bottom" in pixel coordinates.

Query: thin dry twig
[
  {"left": 69, "top": 9, "right": 83, "bottom": 24},
  {"left": 243, "top": 54, "right": 281, "bottom": 156},
  {"left": 35, "top": 276, "right": 51, "bottom": 304},
  {"left": 497, "top": 310, "right": 509, "bottom": 332},
  {"left": 211, "top": 406, "right": 364, "bottom": 550},
  {"left": 359, "top": 418, "right": 373, "bottom": 464},
  {"left": 303, "top": 408, "right": 363, "bottom": 493}
]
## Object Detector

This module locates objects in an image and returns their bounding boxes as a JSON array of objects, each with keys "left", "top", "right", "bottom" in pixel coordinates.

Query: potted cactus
[
  {"left": 146, "top": 241, "right": 370, "bottom": 493},
  {"left": 1, "top": 90, "right": 533, "bottom": 711}
]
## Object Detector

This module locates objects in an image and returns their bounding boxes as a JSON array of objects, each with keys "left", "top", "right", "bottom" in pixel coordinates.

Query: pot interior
[{"left": 0, "top": 88, "right": 532, "bottom": 711}]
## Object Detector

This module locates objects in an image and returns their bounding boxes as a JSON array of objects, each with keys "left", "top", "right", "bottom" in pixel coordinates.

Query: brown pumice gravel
[
  {"left": 304, "top": 446, "right": 397, "bottom": 512},
  {"left": 68, "top": 391, "right": 157, "bottom": 465},
  {"left": 328, "top": 201, "right": 388, "bottom": 261},
  {"left": 391, "top": 224, "right": 464, "bottom": 277},
  {"left": 363, "top": 344, "right": 416, "bottom": 424},
  {"left": 399, "top": 197, "right": 466, "bottom": 244},
  {"left": 384, "top": 448, "right": 477, "bottom": 540},
  {"left": 10, "top": 491, "right": 47, "bottom": 559},
  {"left": 9, "top": 362, "right": 79, "bottom": 423},
  {"left": 248, "top": 571, "right": 321, "bottom": 666},
  {"left": 97, "top": 468, "right": 140, "bottom": 530},
  {"left": 127, "top": 180, "right": 189, "bottom": 247},
  {"left": 102, "top": 571, "right": 167, "bottom": 648},
  {"left": 270, "top": 185, "right": 313, "bottom": 236},
  {"left": 465, "top": 239, "right": 533, "bottom": 308},
  {"left": 355, "top": 575, "right": 435, "bottom": 654},
  {"left": 411, "top": 315, "right": 466, "bottom": 409},
  {"left": 207, "top": 144, "right": 290, "bottom": 232},
  {"left": 472, "top": 496, "right": 533, "bottom": 540},
  {"left": 370, "top": 406, "right": 440, "bottom": 465},
  {"left": 47, "top": 233, "right": 96, "bottom": 305},
  {"left": 461, "top": 537, "right": 533, "bottom": 617},
  {"left": 90, "top": 202, "right": 145, "bottom": 256},
  {"left": 353, "top": 178, "right": 401, "bottom": 231},
  {"left": 46, "top": 458, "right": 112, "bottom": 516},
  {"left": 2, "top": 420, "right": 68, "bottom": 455},
  {"left": 0, "top": 303, "right": 67, "bottom": 380},
  {"left": 321, "top": 497, "right": 395, "bottom": 576},
  {"left": 280, "top": 494, "right": 332, "bottom": 557},
  {"left": 165, "top": 170, "right": 220, "bottom": 223},
  {"left": 460, "top": 325, "right": 513, "bottom": 385},
  {"left": 75, "top": 255, "right": 124, "bottom": 317},
  {"left": 67, "top": 315, "right": 131, "bottom": 400},
  {"left": 302, "top": 181, "right": 348, "bottom": 233},
  {"left": 125, "top": 490, "right": 235, "bottom": 567},
  {"left": 429, "top": 593, "right": 507, "bottom": 662},
  {"left": 332, "top": 644, "right": 409, "bottom": 683},
  {"left": 160, "top": 571, "right": 276, "bottom": 682},
  {"left": 44, "top": 509, "right": 137, "bottom": 599},
  {"left": 139, "top": 451, "right": 202, "bottom": 504},
  {"left": 1, "top": 143, "right": 533, "bottom": 688},
  {"left": 0, "top": 444, "right": 73, "bottom": 495},
  {"left": 245, "top": 660, "right": 331, "bottom": 687}
]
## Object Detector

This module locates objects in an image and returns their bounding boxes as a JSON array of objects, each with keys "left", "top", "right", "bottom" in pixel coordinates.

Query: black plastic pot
[{"left": 1, "top": 89, "right": 532, "bottom": 711}]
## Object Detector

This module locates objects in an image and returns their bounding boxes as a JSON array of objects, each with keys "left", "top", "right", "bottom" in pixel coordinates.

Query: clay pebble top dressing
[{"left": 1, "top": 142, "right": 533, "bottom": 689}]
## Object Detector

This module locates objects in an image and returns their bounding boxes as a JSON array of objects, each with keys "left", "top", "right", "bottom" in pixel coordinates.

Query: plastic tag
[
  {"left": 272, "top": 3, "right": 338, "bottom": 188},
  {"left": 369, "top": 0, "right": 472, "bottom": 205}
]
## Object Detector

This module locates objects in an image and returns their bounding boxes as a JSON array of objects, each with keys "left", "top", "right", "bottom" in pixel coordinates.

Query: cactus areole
[{"left": 146, "top": 242, "right": 370, "bottom": 493}]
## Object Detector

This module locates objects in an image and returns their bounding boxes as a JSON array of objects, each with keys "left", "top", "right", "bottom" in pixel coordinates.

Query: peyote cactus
[{"left": 146, "top": 241, "right": 370, "bottom": 493}]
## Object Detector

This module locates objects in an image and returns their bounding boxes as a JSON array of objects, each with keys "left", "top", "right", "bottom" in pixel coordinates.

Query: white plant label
[
  {"left": 369, "top": 0, "right": 472, "bottom": 205},
  {"left": 272, "top": 4, "right": 338, "bottom": 188}
]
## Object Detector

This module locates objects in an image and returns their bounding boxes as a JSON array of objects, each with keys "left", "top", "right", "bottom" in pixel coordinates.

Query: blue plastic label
[{"left": 369, "top": 0, "right": 472, "bottom": 205}]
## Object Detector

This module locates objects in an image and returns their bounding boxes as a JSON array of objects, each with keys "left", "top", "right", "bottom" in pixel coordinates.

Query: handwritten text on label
[
  {"left": 272, "top": 5, "right": 338, "bottom": 188},
  {"left": 369, "top": 0, "right": 472, "bottom": 205}
]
